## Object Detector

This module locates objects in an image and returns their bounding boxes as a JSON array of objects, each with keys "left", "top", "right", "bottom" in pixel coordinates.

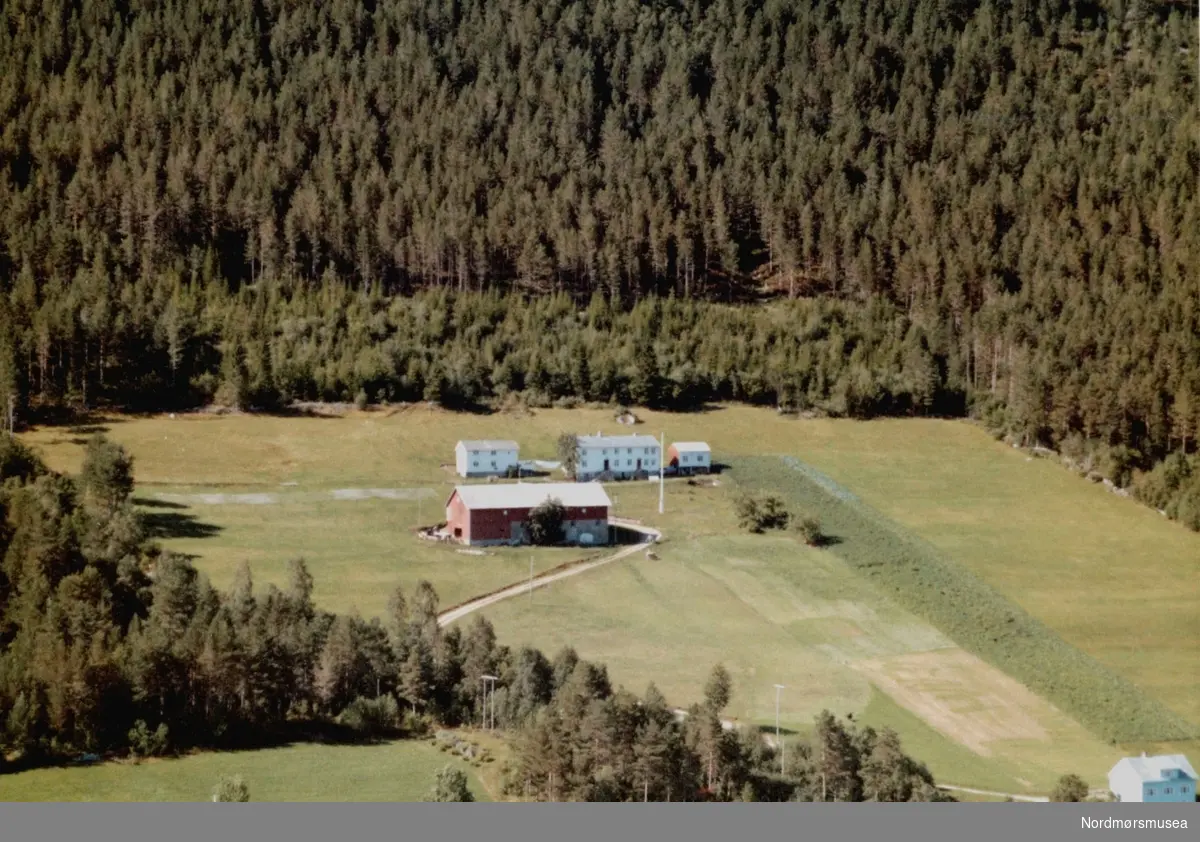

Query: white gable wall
[
  {"left": 1109, "top": 762, "right": 1145, "bottom": 802},
  {"left": 456, "top": 443, "right": 520, "bottom": 477}
]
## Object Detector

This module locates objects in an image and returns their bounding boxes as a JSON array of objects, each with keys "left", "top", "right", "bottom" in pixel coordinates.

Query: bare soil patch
[{"left": 853, "top": 649, "right": 1053, "bottom": 756}]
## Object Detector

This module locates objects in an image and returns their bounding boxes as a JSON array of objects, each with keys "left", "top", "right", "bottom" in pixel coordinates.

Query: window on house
[
  {"left": 491, "top": 461, "right": 497, "bottom": 468},
  {"left": 1148, "top": 789, "right": 1155, "bottom": 796},
  {"left": 473, "top": 460, "right": 479, "bottom": 467},
  {"left": 1182, "top": 786, "right": 1190, "bottom": 794},
  {"left": 627, "top": 459, "right": 632, "bottom": 466},
  {"left": 490, "top": 450, "right": 496, "bottom": 455},
  {"left": 1165, "top": 788, "right": 1173, "bottom": 795}
]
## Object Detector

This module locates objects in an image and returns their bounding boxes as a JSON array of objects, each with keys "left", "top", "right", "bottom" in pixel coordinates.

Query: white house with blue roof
[{"left": 1107, "top": 754, "right": 1196, "bottom": 803}]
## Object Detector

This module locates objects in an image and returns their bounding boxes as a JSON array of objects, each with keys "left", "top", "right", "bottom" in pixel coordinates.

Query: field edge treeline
[{"left": 1, "top": 287, "right": 1198, "bottom": 533}]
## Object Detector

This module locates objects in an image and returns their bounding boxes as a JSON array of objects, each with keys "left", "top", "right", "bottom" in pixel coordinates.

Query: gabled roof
[
  {"left": 449, "top": 481, "right": 612, "bottom": 511},
  {"left": 456, "top": 439, "right": 519, "bottom": 451},
  {"left": 577, "top": 433, "right": 660, "bottom": 449},
  {"left": 671, "top": 441, "right": 711, "bottom": 453},
  {"left": 1111, "top": 755, "right": 1197, "bottom": 783}
]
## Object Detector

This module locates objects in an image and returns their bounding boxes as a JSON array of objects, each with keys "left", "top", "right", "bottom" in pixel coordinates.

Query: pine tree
[
  {"left": 399, "top": 640, "right": 434, "bottom": 714},
  {"left": 703, "top": 664, "right": 732, "bottom": 715},
  {"left": 78, "top": 436, "right": 135, "bottom": 515},
  {"left": 1171, "top": 388, "right": 1195, "bottom": 453},
  {"left": 630, "top": 342, "right": 661, "bottom": 409}
]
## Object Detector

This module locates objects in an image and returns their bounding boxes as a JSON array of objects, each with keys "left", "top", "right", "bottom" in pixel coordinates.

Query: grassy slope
[
  {"left": 0, "top": 740, "right": 492, "bottom": 802},
  {"left": 768, "top": 419, "right": 1200, "bottom": 726},
  {"left": 17, "top": 405, "right": 1200, "bottom": 790},
  {"left": 136, "top": 492, "right": 588, "bottom": 616},
  {"left": 21, "top": 410, "right": 600, "bottom": 615},
  {"left": 475, "top": 527, "right": 1121, "bottom": 792},
  {"left": 735, "top": 454, "right": 1197, "bottom": 745}
]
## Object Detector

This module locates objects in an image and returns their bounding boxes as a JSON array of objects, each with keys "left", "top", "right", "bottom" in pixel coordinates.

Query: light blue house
[{"left": 1108, "top": 754, "right": 1197, "bottom": 803}]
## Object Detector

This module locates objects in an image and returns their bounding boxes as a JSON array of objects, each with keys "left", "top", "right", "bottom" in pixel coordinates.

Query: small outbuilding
[
  {"left": 667, "top": 442, "right": 712, "bottom": 475},
  {"left": 455, "top": 440, "right": 519, "bottom": 478},
  {"left": 1107, "top": 754, "right": 1196, "bottom": 803},
  {"left": 445, "top": 482, "right": 612, "bottom": 546}
]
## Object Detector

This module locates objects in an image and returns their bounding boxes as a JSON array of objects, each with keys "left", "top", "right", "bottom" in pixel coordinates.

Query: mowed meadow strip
[{"left": 735, "top": 455, "right": 1200, "bottom": 745}]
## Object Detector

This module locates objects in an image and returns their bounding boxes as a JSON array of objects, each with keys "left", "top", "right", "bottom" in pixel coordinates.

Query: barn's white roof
[
  {"left": 451, "top": 482, "right": 611, "bottom": 510},
  {"left": 1111, "top": 754, "right": 1198, "bottom": 783},
  {"left": 672, "top": 441, "right": 711, "bottom": 453},
  {"left": 457, "top": 440, "right": 519, "bottom": 451},
  {"left": 577, "top": 433, "right": 660, "bottom": 449}
]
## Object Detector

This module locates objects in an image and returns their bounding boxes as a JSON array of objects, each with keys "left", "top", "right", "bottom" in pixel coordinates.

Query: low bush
[
  {"left": 127, "top": 720, "right": 170, "bottom": 759},
  {"left": 337, "top": 695, "right": 401, "bottom": 737},
  {"left": 1051, "top": 774, "right": 1089, "bottom": 802},
  {"left": 735, "top": 493, "right": 791, "bottom": 533},
  {"left": 792, "top": 515, "right": 825, "bottom": 546}
]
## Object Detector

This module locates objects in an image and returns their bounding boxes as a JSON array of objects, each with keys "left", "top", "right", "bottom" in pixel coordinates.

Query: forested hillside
[{"left": 0, "top": 0, "right": 1198, "bottom": 524}]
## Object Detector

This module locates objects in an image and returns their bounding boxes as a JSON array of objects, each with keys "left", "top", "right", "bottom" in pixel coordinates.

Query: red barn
[{"left": 445, "top": 482, "right": 613, "bottom": 547}]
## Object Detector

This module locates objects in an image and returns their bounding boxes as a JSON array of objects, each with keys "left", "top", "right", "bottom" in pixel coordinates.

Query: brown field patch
[{"left": 853, "top": 649, "right": 1052, "bottom": 756}]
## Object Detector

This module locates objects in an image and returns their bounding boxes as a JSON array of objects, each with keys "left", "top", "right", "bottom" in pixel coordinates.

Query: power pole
[
  {"left": 774, "top": 684, "right": 786, "bottom": 775},
  {"left": 479, "top": 676, "right": 489, "bottom": 729},
  {"left": 481, "top": 674, "right": 499, "bottom": 730},
  {"left": 658, "top": 431, "right": 665, "bottom": 514}
]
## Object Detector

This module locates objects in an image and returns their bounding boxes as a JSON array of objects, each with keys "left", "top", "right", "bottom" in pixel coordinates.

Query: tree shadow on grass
[
  {"left": 139, "top": 510, "right": 224, "bottom": 540},
  {"left": 809, "top": 534, "right": 843, "bottom": 549},
  {"left": 0, "top": 721, "right": 407, "bottom": 777},
  {"left": 132, "top": 497, "right": 188, "bottom": 509},
  {"left": 753, "top": 724, "right": 801, "bottom": 738}
]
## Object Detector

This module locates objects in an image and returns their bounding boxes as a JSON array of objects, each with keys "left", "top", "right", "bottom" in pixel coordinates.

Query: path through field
[
  {"left": 935, "top": 785, "right": 1048, "bottom": 802},
  {"left": 151, "top": 488, "right": 438, "bottom": 505},
  {"left": 437, "top": 521, "right": 661, "bottom": 627}
]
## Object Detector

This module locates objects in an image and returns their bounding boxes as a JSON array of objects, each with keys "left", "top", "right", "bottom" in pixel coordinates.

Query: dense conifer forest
[{"left": 1, "top": 0, "right": 1198, "bottom": 527}]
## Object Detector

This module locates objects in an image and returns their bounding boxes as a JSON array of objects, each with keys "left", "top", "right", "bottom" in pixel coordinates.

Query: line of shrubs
[{"left": 735, "top": 492, "right": 825, "bottom": 547}]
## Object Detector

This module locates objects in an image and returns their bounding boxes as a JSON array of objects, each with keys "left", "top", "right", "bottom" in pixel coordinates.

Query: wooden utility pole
[{"left": 658, "top": 431, "right": 665, "bottom": 514}]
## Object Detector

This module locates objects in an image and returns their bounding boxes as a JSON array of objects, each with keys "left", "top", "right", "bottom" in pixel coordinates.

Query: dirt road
[
  {"left": 437, "top": 522, "right": 661, "bottom": 628},
  {"left": 935, "top": 785, "right": 1048, "bottom": 802}
]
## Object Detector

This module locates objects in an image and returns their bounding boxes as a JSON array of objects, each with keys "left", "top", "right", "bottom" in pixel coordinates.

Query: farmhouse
[
  {"left": 667, "top": 441, "right": 712, "bottom": 475},
  {"left": 574, "top": 433, "right": 660, "bottom": 481},
  {"left": 1107, "top": 754, "right": 1196, "bottom": 803},
  {"left": 455, "top": 440, "right": 519, "bottom": 478},
  {"left": 445, "top": 482, "right": 612, "bottom": 546}
]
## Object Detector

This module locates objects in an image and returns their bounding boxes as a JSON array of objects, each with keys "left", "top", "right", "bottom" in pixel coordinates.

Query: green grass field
[
  {"left": 475, "top": 530, "right": 1122, "bottom": 793},
  {"left": 15, "top": 404, "right": 1200, "bottom": 795},
  {"left": 733, "top": 455, "right": 1196, "bottom": 746},
  {"left": 134, "top": 489, "right": 587, "bottom": 616},
  {"left": 754, "top": 419, "right": 1200, "bottom": 728},
  {"left": 0, "top": 739, "right": 492, "bottom": 802}
]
